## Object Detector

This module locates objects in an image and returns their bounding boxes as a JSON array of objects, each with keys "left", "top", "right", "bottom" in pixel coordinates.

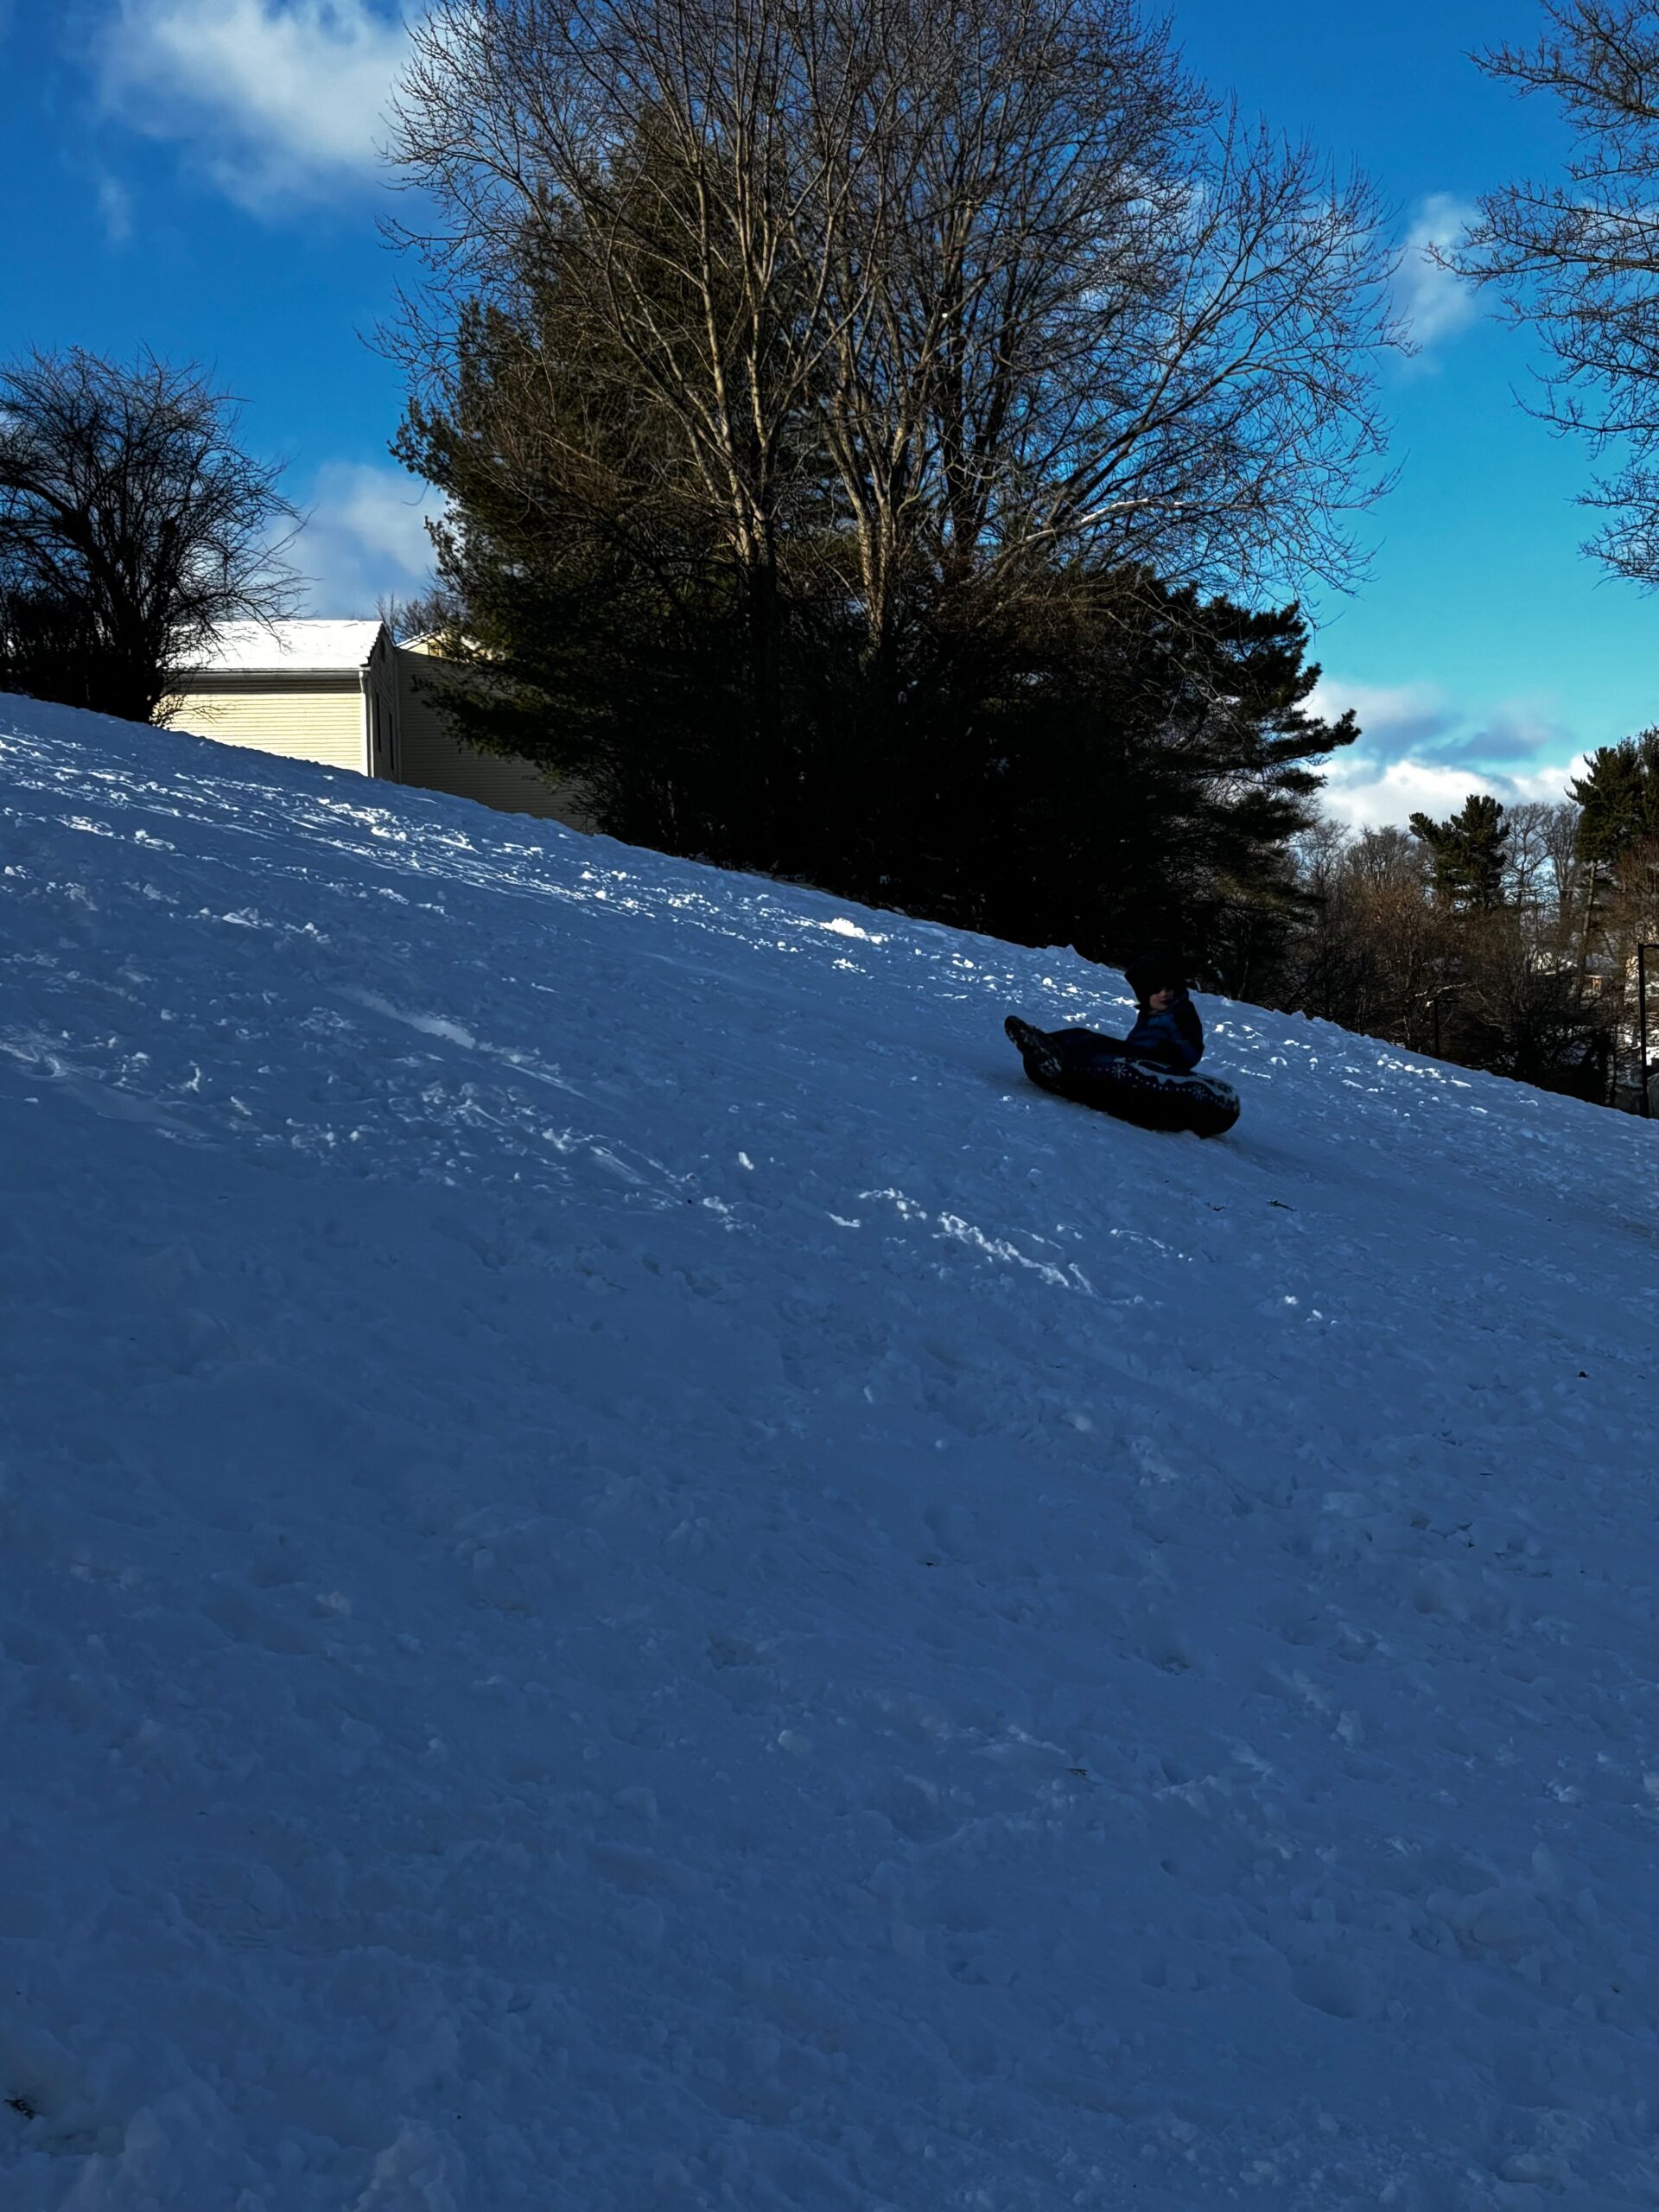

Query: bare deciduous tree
[
  {"left": 1503, "top": 798, "right": 1580, "bottom": 912},
  {"left": 387, "top": 0, "right": 1399, "bottom": 659},
  {"left": 1446, "top": 2, "right": 1659, "bottom": 582},
  {"left": 0, "top": 347, "right": 300, "bottom": 723}
]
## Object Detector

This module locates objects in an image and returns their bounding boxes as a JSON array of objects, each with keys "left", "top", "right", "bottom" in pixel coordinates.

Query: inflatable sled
[{"left": 1006, "top": 1018, "right": 1241, "bottom": 1139}]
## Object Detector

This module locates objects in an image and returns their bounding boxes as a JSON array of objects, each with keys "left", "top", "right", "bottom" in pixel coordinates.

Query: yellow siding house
[
  {"left": 395, "top": 635, "right": 592, "bottom": 823},
  {"left": 166, "top": 620, "right": 592, "bottom": 830}
]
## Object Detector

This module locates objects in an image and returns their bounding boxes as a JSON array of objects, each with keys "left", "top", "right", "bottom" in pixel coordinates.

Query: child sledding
[{"left": 1005, "top": 953, "right": 1241, "bottom": 1138}]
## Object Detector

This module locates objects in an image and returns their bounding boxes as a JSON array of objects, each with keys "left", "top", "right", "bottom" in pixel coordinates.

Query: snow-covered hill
[{"left": 3, "top": 696, "right": 1658, "bottom": 2210}]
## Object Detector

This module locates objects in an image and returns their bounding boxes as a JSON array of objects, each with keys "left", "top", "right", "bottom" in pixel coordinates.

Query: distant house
[{"left": 164, "top": 619, "right": 593, "bottom": 829}]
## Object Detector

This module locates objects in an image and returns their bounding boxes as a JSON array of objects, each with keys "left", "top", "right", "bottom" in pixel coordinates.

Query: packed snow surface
[{"left": 3, "top": 697, "right": 1658, "bottom": 2212}]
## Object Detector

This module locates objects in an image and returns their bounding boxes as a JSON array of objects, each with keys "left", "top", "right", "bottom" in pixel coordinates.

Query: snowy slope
[{"left": 3, "top": 698, "right": 1658, "bottom": 2212}]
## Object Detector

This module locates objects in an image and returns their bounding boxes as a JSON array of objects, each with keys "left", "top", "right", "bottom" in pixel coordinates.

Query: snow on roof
[{"left": 189, "top": 619, "right": 385, "bottom": 675}]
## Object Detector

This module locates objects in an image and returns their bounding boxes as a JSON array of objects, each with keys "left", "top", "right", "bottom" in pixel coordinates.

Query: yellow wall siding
[
  {"left": 166, "top": 679, "right": 368, "bottom": 774},
  {"left": 394, "top": 649, "right": 595, "bottom": 829},
  {"left": 165, "top": 635, "right": 596, "bottom": 829}
]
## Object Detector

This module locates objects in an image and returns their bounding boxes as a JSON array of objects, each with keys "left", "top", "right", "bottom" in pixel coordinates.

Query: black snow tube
[
  {"left": 1036, "top": 1052, "right": 1241, "bottom": 1138},
  {"left": 1006, "top": 1018, "right": 1241, "bottom": 1138}
]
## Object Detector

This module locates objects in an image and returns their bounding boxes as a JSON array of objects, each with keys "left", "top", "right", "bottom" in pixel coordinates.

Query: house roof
[{"left": 188, "top": 620, "right": 386, "bottom": 677}]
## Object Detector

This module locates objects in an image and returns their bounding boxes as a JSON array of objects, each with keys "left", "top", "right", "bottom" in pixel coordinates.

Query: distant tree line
[
  {"left": 1261, "top": 741, "right": 1659, "bottom": 1109},
  {"left": 386, "top": 0, "right": 1395, "bottom": 977}
]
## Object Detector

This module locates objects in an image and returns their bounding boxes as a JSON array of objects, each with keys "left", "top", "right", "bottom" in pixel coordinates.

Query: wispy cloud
[
  {"left": 1311, "top": 673, "right": 1586, "bottom": 828},
  {"left": 1310, "top": 677, "right": 1457, "bottom": 762},
  {"left": 100, "top": 0, "right": 410, "bottom": 210},
  {"left": 1392, "top": 193, "right": 1481, "bottom": 364},
  {"left": 95, "top": 172, "right": 135, "bottom": 243},
  {"left": 293, "top": 461, "right": 445, "bottom": 616}
]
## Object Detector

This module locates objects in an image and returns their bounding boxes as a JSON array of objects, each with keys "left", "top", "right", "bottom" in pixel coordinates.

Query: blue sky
[{"left": 0, "top": 0, "right": 1652, "bottom": 825}]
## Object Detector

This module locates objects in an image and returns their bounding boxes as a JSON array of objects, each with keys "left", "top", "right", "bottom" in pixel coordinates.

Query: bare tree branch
[
  {"left": 385, "top": 0, "right": 1398, "bottom": 651},
  {"left": 0, "top": 347, "right": 300, "bottom": 723},
  {"left": 1442, "top": 0, "right": 1659, "bottom": 582}
]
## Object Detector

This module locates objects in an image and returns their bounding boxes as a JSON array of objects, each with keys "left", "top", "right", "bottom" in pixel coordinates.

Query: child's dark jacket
[{"left": 1122, "top": 990, "right": 1204, "bottom": 1073}]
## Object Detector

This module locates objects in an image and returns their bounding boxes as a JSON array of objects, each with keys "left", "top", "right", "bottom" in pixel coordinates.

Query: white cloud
[
  {"left": 101, "top": 0, "right": 410, "bottom": 208},
  {"left": 1318, "top": 753, "right": 1583, "bottom": 832},
  {"left": 1310, "top": 671, "right": 1588, "bottom": 829},
  {"left": 1392, "top": 193, "right": 1481, "bottom": 361},
  {"left": 293, "top": 461, "right": 445, "bottom": 616}
]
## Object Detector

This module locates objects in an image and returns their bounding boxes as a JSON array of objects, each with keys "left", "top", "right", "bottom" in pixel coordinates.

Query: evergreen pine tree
[
  {"left": 1570, "top": 733, "right": 1659, "bottom": 880},
  {"left": 1408, "top": 794, "right": 1510, "bottom": 911}
]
